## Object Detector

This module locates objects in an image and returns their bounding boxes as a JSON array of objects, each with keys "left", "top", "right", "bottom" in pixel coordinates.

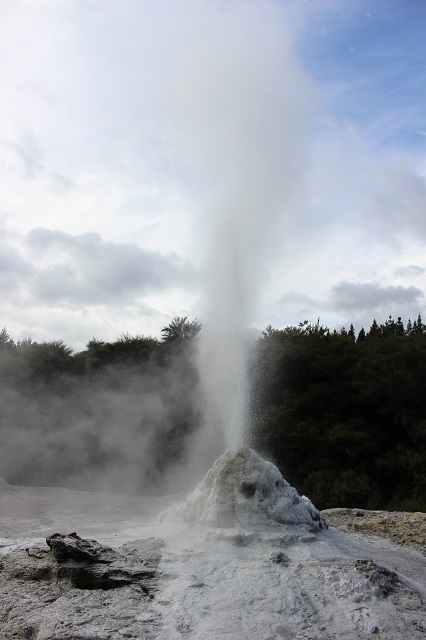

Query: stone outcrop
[
  {"left": 0, "top": 532, "right": 164, "bottom": 639},
  {"left": 44, "top": 532, "right": 160, "bottom": 591},
  {"left": 171, "top": 448, "right": 326, "bottom": 532}
]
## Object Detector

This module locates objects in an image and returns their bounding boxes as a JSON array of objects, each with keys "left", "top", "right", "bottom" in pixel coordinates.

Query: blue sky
[
  {"left": 313, "top": 5, "right": 424, "bottom": 163},
  {"left": 298, "top": 1, "right": 426, "bottom": 151},
  {"left": 0, "top": 0, "right": 425, "bottom": 349}
]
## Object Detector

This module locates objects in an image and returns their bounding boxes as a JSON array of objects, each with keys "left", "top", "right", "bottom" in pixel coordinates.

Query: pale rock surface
[
  {"left": 323, "top": 507, "right": 426, "bottom": 553},
  {"left": 0, "top": 452, "right": 426, "bottom": 639},
  {"left": 0, "top": 533, "right": 163, "bottom": 639},
  {"left": 168, "top": 448, "right": 325, "bottom": 536}
]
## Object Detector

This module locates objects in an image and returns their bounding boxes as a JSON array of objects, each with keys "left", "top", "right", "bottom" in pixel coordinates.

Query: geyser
[
  {"left": 172, "top": 448, "right": 325, "bottom": 533},
  {"left": 175, "top": 1, "right": 317, "bottom": 456}
]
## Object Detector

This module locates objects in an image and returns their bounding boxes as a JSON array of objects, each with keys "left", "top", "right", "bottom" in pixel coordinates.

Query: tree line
[
  {"left": 0, "top": 318, "right": 202, "bottom": 493},
  {"left": 248, "top": 315, "right": 426, "bottom": 511},
  {"left": 0, "top": 315, "right": 425, "bottom": 510}
]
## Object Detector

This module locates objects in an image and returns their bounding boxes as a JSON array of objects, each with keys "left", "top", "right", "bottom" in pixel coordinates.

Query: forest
[{"left": 0, "top": 314, "right": 425, "bottom": 511}]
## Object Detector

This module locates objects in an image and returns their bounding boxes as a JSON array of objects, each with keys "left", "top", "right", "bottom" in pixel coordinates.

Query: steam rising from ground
[
  {"left": 174, "top": 2, "right": 316, "bottom": 452},
  {"left": 0, "top": 356, "right": 200, "bottom": 494},
  {"left": 0, "top": 2, "right": 317, "bottom": 493}
]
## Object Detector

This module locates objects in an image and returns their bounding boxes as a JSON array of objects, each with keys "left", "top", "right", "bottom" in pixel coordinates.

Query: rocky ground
[
  {"left": 322, "top": 508, "right": 426, "bottom": 554},
  {"left": 1, "top": 469, "right": 426, "bottom": 639},
  {"left": 0, "top": 532, "right": 163, "bottom": 640}
]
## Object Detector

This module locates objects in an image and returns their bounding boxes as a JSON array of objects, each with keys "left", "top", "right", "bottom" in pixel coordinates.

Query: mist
[
  {"left": 0, "top": 1, "right": 318, "bottom": 494},
  {"left": 171, "top": 1, "right": 316, "bottom": 453},
  {"left": 0, "top": 338, "right": 203, "bottom": 495}
]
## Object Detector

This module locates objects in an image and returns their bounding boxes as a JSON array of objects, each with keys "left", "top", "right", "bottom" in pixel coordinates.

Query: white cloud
[
  {"left": 2, "top": 131, "right": 44, "bottom": 178},
  {"left": 394, "top": 265, "right": 425, "bottom": 278},
  {"left": 0, "top": 0, "right": 425, "bottom": 349},
  {"left": 25, "top": 228, "right": 195, "bottom": 304},
  {"left": 0, "top": 224, "right": 197, "bottom": 348},
  {"left": 330, "top": 280, "right": 424, "bottom": 313},
  {"left": 365, "top": 157, "right": 426, "bottom": 241}
]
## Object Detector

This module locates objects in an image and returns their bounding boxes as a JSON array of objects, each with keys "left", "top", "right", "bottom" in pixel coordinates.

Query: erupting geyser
[{"left": 174, "top": 448, "right": 325, "bottom": 534}]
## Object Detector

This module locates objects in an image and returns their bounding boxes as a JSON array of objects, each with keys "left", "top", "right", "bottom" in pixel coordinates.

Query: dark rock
[
  {"left": 355, "top": 559, "right": 399, "bottom": 596},
  {"left": 46, "top": 531, "right": 121, "bottom": 564},
  {"left": 56, "top": 562, "right": 156, "bottom": 591},
  {"left": 268, "top": 551, "right": 290, "bottom": 565},
  {"left": 0, "top": 533, "right": 165, "bottom": 638},
  {"left": 43, "top": 532, "right": 163, "bottom": 593}
]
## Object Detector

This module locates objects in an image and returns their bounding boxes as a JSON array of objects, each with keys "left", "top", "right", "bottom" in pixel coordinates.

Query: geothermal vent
[{"left": 176, "top": 448, "right": 325, "bottom": 531}]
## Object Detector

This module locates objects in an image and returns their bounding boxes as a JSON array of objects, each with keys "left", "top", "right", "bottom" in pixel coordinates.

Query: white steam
[
  {"left": 0, "top": 2, "right": 318, "bottom": 493},
  {"left": 172, "top": 1, "right": 316, "bottom": 451}
]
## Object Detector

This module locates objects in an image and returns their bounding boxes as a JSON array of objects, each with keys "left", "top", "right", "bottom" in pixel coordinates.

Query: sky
[{"left": 1, "top": 0, "right": 425, "bottom": 350}]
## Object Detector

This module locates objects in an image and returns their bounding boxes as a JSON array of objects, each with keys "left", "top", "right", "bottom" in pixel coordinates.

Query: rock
[
  {"left": 355, "top": 559, "right": 399, "bottom": 597},
  {"left": 321, "top": 508, "right": 426, "bottom": 553},
  {"left": 44, "top": 532, "right": 161, "bottom": 592},
  {"left": 46, "top": 531, "right": 121, "bottom": 563},
  {"left": 0, "top": 533, "right": 164, "bottom": 639},
  {"left": 120, "top": 537, "right": 165, "bottom": 568},
  {"left": 267, "top": 551, "right": 290, "bottom": 565},
  {"left": 169, "top": 448, "right": 326, "bottom": 532}
]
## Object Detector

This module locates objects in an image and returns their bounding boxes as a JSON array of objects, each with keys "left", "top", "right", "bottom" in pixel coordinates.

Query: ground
[
  {"left": 322, "top": 508, "right": 426, "bottom": 555},
  {"left": 1, "top": 479, "right": 426, "bottom": 639}
]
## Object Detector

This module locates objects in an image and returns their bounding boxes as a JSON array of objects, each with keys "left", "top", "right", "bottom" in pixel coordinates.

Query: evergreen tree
[
  {"left": 367, "top": 318, "right": 380, "bottom": 338},
  {"left": 357, "top": 327, "right": 366, "bottom": 342},
  {"left": 413, "top": 313, "right": 425, "bottom": 334},
  {"left": 396, "top": 317, "right": 404, "bottom": 336},
  {"left": 0, "top": 326, "right": 15, "bottom": 352}
]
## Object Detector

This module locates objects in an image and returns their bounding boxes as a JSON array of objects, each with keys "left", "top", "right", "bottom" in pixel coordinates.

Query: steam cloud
[
  {"left": 0, "top": 352, "right": 201, "bottom": 494},
  {"left": 173, "top": 1, "right": 316, "bottom": 453},
  {"left": 0, "top": 1, "right": 317, "bottom": 493}
]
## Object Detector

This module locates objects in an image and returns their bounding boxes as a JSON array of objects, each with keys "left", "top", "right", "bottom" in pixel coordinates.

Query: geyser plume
[{"left": 174, "top": 1, "right": 316, "bottom": 452}]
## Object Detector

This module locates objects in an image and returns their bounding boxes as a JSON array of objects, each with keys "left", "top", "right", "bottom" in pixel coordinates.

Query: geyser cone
[{"left": 178, "top": 448, "right": 325, "bottom": 531}]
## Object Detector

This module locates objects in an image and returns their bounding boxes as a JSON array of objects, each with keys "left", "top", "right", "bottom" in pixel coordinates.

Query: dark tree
[{"left": 160, "top": 316, "right": 202, "bottom": 344}]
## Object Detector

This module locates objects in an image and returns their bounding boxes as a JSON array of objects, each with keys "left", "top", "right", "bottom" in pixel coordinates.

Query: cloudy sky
[{"left": 1, "top": 0, "right": 425, "bottom": 350}]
